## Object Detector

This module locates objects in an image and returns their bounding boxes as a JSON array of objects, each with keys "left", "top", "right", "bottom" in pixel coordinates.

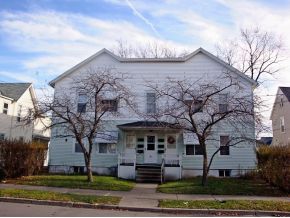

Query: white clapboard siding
[{"left": 49, "top": 49, "right": 256, "bottom": 173}]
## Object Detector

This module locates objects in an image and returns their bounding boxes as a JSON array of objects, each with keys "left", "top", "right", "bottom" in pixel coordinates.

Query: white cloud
[
  {"left": 0, "top": 10, "right": 189, "bottom": 76},
  {"left": 0, "top": 71, "right": 37, "bottom": 83}
]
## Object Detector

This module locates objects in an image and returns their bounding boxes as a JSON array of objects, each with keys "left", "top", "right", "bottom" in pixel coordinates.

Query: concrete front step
[{"left": 136, "top": 166, "right": 162, "bottom": 183}]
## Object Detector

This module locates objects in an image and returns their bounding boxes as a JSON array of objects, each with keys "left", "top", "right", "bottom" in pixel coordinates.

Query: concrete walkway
[{"left": 0, "top": 183, "right": 289, "bottom": 208}]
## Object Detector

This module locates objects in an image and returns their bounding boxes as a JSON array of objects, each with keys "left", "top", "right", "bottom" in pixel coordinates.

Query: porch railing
[{"left": 164, "top": 154, "right": 180, "bottom": 166}]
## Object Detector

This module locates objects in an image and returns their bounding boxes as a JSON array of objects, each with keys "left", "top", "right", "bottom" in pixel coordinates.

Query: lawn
[
  {"left": 0, "top": 188, "right": 120, "bottom": 205},
  {"left": 158, "top": 177, "right": 286, "bottom": 196},
  {"left": 159, "top": 199, "right": 290, "bottom": 212},
  {"left": 5, "top": 175, "right": 135, "bottom": 191}
]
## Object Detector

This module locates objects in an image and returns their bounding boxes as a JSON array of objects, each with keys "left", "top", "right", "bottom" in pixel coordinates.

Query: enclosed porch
[{"left": 116, "top": 121, "right": 182, "bottom": 182}]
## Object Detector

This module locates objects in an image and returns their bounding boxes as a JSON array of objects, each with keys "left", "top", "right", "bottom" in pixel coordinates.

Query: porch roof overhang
[{"left": 117, "top": 121, "right": 180, "bottom": 131}]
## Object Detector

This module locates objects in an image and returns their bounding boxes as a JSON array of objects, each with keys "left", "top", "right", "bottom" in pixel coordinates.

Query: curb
[{"left": 1, "top": 197, "right": 290, "bottom": 216}]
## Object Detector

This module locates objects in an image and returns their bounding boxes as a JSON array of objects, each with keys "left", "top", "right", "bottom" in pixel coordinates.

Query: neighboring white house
[
  {"left": 270, "top": 87, "right": 290, "bottom": 146},
  {"left": 0, "top": 83, "right": 50, "bottom": 144},
  {"left": 48, "top": 48, "right": 257, "bottom": 181}
]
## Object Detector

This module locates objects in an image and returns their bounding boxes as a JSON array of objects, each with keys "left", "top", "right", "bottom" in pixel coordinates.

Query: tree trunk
[
  {"left": 84, "top": 155, "right": 93, "bottom": 182},
  {"left": 201, "top": 144, "right": 208, "bottom": 186}
]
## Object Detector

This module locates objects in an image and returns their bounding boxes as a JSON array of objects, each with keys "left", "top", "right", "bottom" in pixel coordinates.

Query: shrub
[
  {"left": 256, "top": 145, "right": 290, "bottom": 192},
  {"left": 0, "top": 139, "right": 48, "bottom": 178}
]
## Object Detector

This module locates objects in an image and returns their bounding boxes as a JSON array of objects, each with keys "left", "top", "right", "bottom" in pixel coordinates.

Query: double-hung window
[
  {"left": 101, "top": 99, "right": 118, "bottom": 112},
  {"left": 185, "top": 99, "right": 203, "bottom": 113},
  {"left": 280, "top": 117, "right": 285, "bottom": 133},
  {"left": 98, "top": 143, "right": 116, "bottom": 154},
  {"left": 77, "top": 94, "right": 87, "bottom": 113},
  {"left": 218, "top": 94, "right": 228, "bottom": 113},
  {"left": 146, "top": 92, "right": 156, "bottom": 114},
  {"left": 17, "top": 105, "right": 22, "bottom": 122},
  {"left": 3, "top": 103, "right": 8, "bottom": 114},
  {"left": 186, "top": 144, "right": 203, "bottom": 155},
  {"left": 220, "top": 135, "right": 230, "bottom": 155},
  {"left": 74, "top": 143, "right": 82, "bottom": 153}
]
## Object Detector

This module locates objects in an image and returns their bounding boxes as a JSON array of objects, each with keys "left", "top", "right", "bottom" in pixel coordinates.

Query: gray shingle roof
[
  {"left": 0, "top": 83, "right": 32, "bottom": 101},
  {"left": 280, "top": 87, "right": 290, "bottom": 101}
]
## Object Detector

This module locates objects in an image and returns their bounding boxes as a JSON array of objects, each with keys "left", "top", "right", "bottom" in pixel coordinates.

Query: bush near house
[
  {"left": 257, "top": 145, "right": 290, "bottom": 192},
  {"left": 0, "top": 139, "right": 47, "bottom": 179}
]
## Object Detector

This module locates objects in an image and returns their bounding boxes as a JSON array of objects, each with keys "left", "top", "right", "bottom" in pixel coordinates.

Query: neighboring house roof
[
  {"left": 256, "top": 137, "right": 272, "bottom": 146},
  {"left": 280, "top": 87, "right": 290, "bottom": 101},
  {"left": 270, "top": 86, "right": 290, "bottom": 120},
  {"left": 49, "top": 48, "right": 257, "bottom": 88},
  {"left": 0, "top": 83, "right": 32, "bottom": 101}
]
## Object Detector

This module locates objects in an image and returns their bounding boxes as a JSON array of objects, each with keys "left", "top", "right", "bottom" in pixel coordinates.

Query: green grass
[
  {"left": 0, "top": 188, "right": 120, "bottom": 205},
  {"left": 158, "top": 177, "right": 286, "bottom": 196},
  {"left": 6, "top": 175, "right": 135, "bottom": 191},
  {"left": 159, "top": 199, "right": 290, "bottom": 211}
]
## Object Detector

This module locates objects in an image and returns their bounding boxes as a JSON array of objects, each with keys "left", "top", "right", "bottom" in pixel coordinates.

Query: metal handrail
[{"left": 161, "top": 157, "right": 165, "bottom": 184}]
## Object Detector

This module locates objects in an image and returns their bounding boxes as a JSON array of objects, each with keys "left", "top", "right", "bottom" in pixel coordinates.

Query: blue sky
[{"left": 0, "top": 0, "right": 290, "bottom": 132}]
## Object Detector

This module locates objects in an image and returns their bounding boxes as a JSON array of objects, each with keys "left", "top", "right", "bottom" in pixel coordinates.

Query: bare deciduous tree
[
  {"left": 216, "top": 27, "right": 283, "bottom": 83},
  {"left": 32, "top": 67, "right": 134, "bottom": 182},
  {"left": 111, "top": 39, "right": 189, "bottom": 58},
  {"left": 148, "top": 72, "right": 256, "bottom": 186}
]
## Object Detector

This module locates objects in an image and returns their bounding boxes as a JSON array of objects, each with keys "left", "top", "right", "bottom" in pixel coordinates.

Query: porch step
[{"left": 136, "top": 164, "right": 162, "bottom": 183}]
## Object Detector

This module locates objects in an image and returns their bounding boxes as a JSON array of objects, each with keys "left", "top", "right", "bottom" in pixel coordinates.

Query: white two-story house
[
  {"left": 48, "top": 48, "right": 257, "bottom": 181},
  {"left": 270, "top": 87, "right": 290, "bottom": 146},
  {"left": 0, "top": 83, "right": 50, "bottom": 144}
]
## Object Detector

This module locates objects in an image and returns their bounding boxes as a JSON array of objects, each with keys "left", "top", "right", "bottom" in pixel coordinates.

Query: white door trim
[{"left": 144, "top": 134, "right": 158, "bottom": 163}]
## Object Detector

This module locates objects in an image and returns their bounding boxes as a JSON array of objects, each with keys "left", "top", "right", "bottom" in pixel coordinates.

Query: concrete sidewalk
[{"left": 1, "top": 183, "right": 289, "bottom": 207}]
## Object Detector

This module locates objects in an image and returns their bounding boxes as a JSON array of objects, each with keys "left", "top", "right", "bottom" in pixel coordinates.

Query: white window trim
[
  {"left": 280, "top": 116, "right": 285, "bottom": 133},
  {"left": 72, "top": 140, "right": 84, "bottom": 154},
  {"left": 219, "top": 135, "right": 230, "bottom": 156},
  {"left": 2, "top": 101, "right": 9, "bottom": 115},
  {"left": 184, "top": 144, "right": 203, "bottom": 156},
  {"left": 96, "top": 143, "right": 117, "bottom": 155},
  {"left": 145, "top": 91, "right": 157, "bottom": 114}
]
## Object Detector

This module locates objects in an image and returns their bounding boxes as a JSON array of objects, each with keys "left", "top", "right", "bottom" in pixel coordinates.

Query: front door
[{"left": 144, "top": 135, "right": 157, "bottom": 163}]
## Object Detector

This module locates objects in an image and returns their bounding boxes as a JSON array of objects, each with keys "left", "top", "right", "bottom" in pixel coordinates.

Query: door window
[{"left": 147, "top": 135, "right": 155, "bottom": 150}]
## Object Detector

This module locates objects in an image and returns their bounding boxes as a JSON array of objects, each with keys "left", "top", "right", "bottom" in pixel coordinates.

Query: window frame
[
  {"left": 3, "top": 102, "right": 8, "bottom": 114},
  {"left": 280, "top": 116, "right": 285, "bottom": 133},
  {"left": 74, "top": 143, "right": 83, "bottom": 153},
  {"left": 218, "top": 93, "right": 229, "bottom": 113},
  {"left": 101, "top": 99, "right": 118, "bottom": 112},
  {"left": 218, "top": 169, "right": 231, "bottom": 177},
  {"left": 185, "top": 99, "right": 203, "bottom": 113},
  {"left": 185, "top": 144, "right": 203, "bottom": 156},
  {"left": 146, "top": 92, "right": 156, "bottom": 114},
  {"left": 97, "top": 143, "right": 117, "bottom": 155},
  {"left": 219, "top": 135, "right": 230, "bottom": 156},
  {"left": 77, "top": 93, "right": 87, "bottom": 113},
  {"left": 17, "top": 104, "right": 22, "bottom": 122}
]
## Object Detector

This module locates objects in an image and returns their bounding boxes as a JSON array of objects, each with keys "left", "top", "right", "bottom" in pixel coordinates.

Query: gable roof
[
  {"left": 280, "top": 87, "right": 290, "bottom": 101},
  {"left": 0, "top": 83, "right": 32, "bottom": 101},
  {"left": 49, "top": 47, "right": 257, "bottom": 87}
]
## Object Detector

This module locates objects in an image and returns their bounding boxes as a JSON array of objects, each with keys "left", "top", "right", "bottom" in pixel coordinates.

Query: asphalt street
[{"left": 0, "top": 202, "right": 197, "bottom": 217}]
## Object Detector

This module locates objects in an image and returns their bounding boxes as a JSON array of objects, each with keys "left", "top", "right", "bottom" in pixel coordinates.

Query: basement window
[{"left": 219, "top": 169, "right": 231, "bottom": 177}]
